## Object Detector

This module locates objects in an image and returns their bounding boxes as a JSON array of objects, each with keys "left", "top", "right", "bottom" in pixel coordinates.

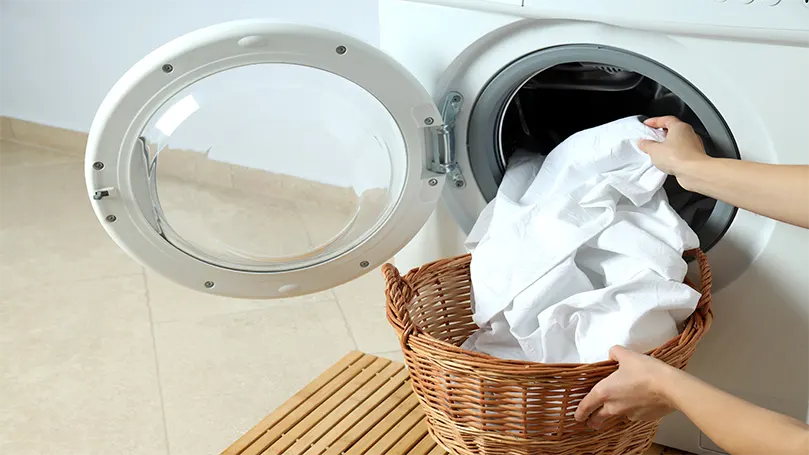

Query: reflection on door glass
[{"left": 139, "top": 63, "right": 406, "bottom": 272}]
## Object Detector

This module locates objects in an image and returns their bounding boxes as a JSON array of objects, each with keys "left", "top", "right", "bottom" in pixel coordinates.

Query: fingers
[
  {"left": 576, "top": 347, "right": 642, "bottom": 424},
  {"left": 637, "top": 139, "right": 662, "bottom": 155},
  {"left": 608, "top": 345, "right": 631, "bottom": 362},
  {"left": 643, "top": 116, "right": 682, "bottom": 129},
  {"left": 586, "top": 406, "right": 612, "bottom": 429},
  {"left": 575, "top": 386, "right": 607, "bottom": 422}
]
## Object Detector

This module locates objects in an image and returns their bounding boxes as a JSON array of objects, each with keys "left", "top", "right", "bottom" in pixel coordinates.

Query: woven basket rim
[{"left": 386, "top": 249, "right": 712, "bottom": 371}]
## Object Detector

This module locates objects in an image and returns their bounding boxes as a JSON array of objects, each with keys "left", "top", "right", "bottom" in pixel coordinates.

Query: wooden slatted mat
[{"left": 222, "top": 351, "right": 691, "bottom": 455}]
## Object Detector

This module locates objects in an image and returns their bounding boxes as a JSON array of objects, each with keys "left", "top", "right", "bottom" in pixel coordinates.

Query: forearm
[
  {"left": 679, "top": 159, "right": 809, "bottom": 229},
  {"left": 660, "top": 368, "right": 809, "bottom": 455}
]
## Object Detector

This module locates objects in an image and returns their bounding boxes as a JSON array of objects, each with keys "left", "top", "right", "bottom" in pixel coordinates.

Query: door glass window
[{"left": 139, "top": 64, "right": 406, "bottom": 272}]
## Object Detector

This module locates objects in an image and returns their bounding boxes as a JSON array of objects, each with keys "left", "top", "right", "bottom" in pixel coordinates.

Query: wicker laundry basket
[{"left": 383, "top": 249, "right": 712, "bottom": 455}]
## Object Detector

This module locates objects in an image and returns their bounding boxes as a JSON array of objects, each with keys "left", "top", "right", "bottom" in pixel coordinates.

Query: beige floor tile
[
  {"left": 332, "top": 268, "right": 401, "bottom": 353},
  {"left": 0, "top": 140, "right": 80, "bottom": 168},
  {"left": 1, "top": 124, "right": 402, "bottom": 455},
  {"left": 144, "top": 269, "right": 334, "bottom": 323},
  {"left": 0, "top": 155, "right": 144, "bottom": 290},
  {"left": 153, "top": 299, "right": 356, "bottom": 455},
  {"left": 0, "top": 226, "right": 141, "bottom": 294},
  {"left": 0, "top": 275, "right": 167, "bottom": 455},
  {"left": 0, "top": 159, "right": 91, "bottom": 229}
]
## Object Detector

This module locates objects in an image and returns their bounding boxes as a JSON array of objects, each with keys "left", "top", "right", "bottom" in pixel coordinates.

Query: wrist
[
  {"left": 646, "top": 362, "right": 685, "bottom": 410},
  {"left": 674, "top": 156, "right": 715, "bottom": 192}
]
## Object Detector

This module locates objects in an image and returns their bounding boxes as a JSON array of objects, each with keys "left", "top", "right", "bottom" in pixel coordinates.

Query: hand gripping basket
[{"left": 383, "top": 249, "right": 712, "bottom": 455}]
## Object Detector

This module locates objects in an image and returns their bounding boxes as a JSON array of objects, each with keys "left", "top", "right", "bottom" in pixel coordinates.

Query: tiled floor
[{"left": 0, "top": 139, "right": 404, "bottom": 455}]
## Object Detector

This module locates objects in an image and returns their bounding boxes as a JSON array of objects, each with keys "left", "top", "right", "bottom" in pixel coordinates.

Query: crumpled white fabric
[{"left": 461, "top": 116, "right": 700, "bottom": 364}]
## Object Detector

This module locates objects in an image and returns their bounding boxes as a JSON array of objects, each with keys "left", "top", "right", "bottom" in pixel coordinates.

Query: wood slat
[
  {"left": 302, "top": 368, "right": 410, "bottom": 455},
  {"left": 284, "top": 362, "right": 405, "bottom": 455},
  {"left": 221, "top": 351, "right": 364, "bottom": 455},
  {"left": 326, "top": 380, "right": 415, "bottom": 454},
  {"left": 257, "top": 357, "right": 392, "bottom": 455},
  {"left": 388, "top": 420, "right": 431, "bottom": 455},
  {"left": 224, "top": 352, "right": 690, "bottom": 455},
  {"left": 362, "top": 405, "right": 425, "bottom": 455},
  {"left": 343, "top": 395, "right": 420, "bottom": 455},
  {"left": 408, "top": 434, "right": 439, "bottom": 455}
]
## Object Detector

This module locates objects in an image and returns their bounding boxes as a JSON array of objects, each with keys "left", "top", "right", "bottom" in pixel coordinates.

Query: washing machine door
[{"left": 85, "top": 20, "right": 447, "bottom": 298}]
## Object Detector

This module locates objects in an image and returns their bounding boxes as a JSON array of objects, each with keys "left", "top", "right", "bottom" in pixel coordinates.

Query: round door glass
[{"left": 139, "top": 64, "right": 406, "bottom": 272}]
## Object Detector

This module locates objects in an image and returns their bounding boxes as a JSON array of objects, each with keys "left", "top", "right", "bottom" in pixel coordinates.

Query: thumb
[
  {"left": 609, "top": 345, "right": 631, "bottom": 362},
  {"left": 643, "top": 115, "right": 680, "bottom": 129},
  {"left": 637, "top": 139, "right": 662, "bottom": 155}
]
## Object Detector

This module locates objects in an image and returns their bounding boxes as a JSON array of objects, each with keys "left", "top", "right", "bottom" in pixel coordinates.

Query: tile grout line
[
  {"left": 141, "top": 267, "right": 173, "bottom": 455},
  {"left": 330, "top": 288, "right": 360, "bottom": 352}
]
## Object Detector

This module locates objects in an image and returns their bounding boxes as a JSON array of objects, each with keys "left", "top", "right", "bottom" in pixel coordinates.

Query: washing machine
[{"left": 84, "top": 1, "right": 808, "bottom": 454}]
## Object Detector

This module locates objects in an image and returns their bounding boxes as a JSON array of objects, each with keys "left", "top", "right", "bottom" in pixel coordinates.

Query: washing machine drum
[
  {"left": 468, "top": 47, "right": 739, "bottom": 252},
  {"left": 500, "top": 63, "right": 707, "bottom": 158}
]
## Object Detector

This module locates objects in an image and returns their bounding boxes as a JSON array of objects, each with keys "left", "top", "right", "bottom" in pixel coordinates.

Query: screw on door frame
[
  {"left": 428, "top": 178, "right": 438, "bottom": 186},
  {"left": 105, "top": 215, "right": 117, "bottom": 223},
  {"left": 204, "top": 281, "right": 215, "bottom": 289},
  {"left": 92, "top": 161, "right": 104, "bottom": 170},
  {"left": 424, "top": 117, "right": 435, "bottom": 125},
  {"left": 335, "top": 45, "right": 347, "bottom": 55},
  {"left": 360, "top": 261, "right": 370, "bottom": 268},
  {"left": 162, "top": 64, "right": 174, "bottom": 73}
]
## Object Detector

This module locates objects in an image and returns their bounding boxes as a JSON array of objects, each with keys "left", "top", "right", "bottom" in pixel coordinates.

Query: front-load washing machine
[{"left": 84, "top": 1, "right": 808, "bottom": 454}]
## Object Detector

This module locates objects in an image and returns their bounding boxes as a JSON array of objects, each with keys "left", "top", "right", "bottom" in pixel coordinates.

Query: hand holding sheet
[{"left": 462, "top": 116, "right": 700, "bottom": 363}]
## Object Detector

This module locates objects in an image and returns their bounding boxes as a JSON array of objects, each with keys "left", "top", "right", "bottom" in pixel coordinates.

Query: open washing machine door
[{"left": 85, "top": 20, "right": 460, "bottom": 299}]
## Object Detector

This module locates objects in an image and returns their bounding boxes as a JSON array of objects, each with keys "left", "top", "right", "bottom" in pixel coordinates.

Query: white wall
[
  {"left": 0, "top": 0, "right": 387, "bottom": 189},
  {"left": 144, "top": 63, "right": 398, "bottom": 192},
  {"left": 0, "top": 0, "right": 379, "bottom": 131}
]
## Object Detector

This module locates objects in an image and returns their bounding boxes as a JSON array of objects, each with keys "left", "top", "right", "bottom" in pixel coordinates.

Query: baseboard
[
  {"left": 0, "top": 116, "right": 13, "bottom": 142},
  {"left": 0, "top": 116, "right": 364, "bottom": 210},
  {"left": 154, "top": 145, "right": 362, "bottom": 210},
  {"left": 0, "top": 116, "right": 87, "bottom": 156}
]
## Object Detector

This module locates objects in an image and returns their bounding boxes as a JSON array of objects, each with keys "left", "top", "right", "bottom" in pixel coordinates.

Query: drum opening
[{"left": 467, "top": 45, "right": 738, "bottom": 251}]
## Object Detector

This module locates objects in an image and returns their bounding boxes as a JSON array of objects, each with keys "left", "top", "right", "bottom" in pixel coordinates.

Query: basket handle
[
  {"left": 684, "top": 248, "right": 712, "bottom": 315},
  {"left": 382, "top": 263, "right": 415, "bottom": 341}
]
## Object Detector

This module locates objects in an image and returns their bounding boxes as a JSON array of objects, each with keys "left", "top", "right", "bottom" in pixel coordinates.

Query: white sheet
[{"left": 462, "top": 116, "right": 700, "bottom": 364}]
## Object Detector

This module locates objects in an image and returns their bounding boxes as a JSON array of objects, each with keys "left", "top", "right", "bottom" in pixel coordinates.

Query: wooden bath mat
[{"left": 221, "top": 351, "right": 689, "bottom": 455}]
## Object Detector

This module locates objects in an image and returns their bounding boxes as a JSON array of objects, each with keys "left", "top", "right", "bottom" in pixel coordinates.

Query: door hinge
[{"left": 428, "top": 92, "right": 466, "bottom": 188}]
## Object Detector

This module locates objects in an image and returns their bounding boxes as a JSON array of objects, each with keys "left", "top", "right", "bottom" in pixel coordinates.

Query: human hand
[
  {"left": 638, "top": 116, "right": 712, "bottom": 190},
  {"left": 574, "top": 346, "right": 680, "bottom": 429}
]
